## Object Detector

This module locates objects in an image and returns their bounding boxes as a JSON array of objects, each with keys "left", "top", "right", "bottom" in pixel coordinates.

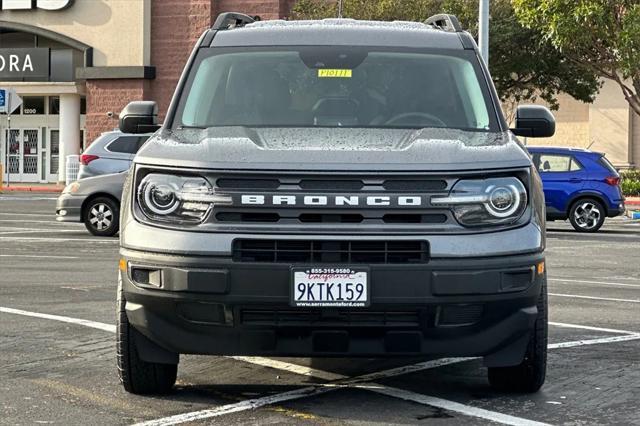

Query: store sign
[
  {"left": 1, "top": 0, "right": 74, "bottom": 10},
  {"left": 0, "top": 48, "right": 49, "bottom": 79}
]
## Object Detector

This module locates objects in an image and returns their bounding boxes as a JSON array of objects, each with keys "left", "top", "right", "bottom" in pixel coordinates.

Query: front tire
[
  {"left": 116, "top": 276, "right": 177, "bottom": 394},
  {"left": 568, "top": 198, "right": 605, "bottom": 232},
  {"left": 84, "top": 196, "right": 119, "bottom": 237},
  {"left": 488, "top": 273, "right": 548, "bottom": 393}
]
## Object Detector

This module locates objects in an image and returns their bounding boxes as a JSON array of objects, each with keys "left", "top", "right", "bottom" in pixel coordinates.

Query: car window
[
  {"left": 136, "top": 135, "right": 151, "bottom": 151},
  {"left": 569, "top": 157, "right": 582, "bottom": 171},
  {"left": 107, "top": 136, "right": 143, "bottom": 154},
  {"left": 178, "top": 47, "right": 498, "bottom": 131},
  {"left": 598, "top": 155, "right": 618, "bottom": 174},
  {"left": 538, "top": 154, "right": 581, "bottom": 173}
]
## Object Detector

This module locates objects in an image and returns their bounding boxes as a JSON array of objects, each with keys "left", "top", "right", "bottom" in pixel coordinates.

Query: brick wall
[
  {"left": 85, "top": 79, "right": 148, "bottom": 143},
  {"left": 213, "top": 0, "right": 282, "bottom": 20}
]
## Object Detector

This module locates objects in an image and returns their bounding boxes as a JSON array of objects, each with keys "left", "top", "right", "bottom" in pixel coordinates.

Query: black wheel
[
  {"left": 568, "top": 198, "right": 605, "bottom": 232},
  {"left": 116, "top": 276, "right": 177, "bottom": 394},
  {"left": 84, "top": 196, "right": 119, "bottom": 237},
  {"left": 488, "top": 273, "right": 547, "bottom": 393}
]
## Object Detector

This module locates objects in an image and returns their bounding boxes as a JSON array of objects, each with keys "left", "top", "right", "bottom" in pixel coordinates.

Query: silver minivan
[{"left": 78, "top": 131, "right": 152, "bottom": 180}]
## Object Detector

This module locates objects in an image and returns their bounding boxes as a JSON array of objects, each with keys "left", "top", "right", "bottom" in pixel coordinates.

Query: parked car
[
  {"left": 116, "top": 13, "right": 555, "bottom": 395},
  {"left": 77, "top": 131, "right": 152, "bottom": 180},
  {"left": 528, "top": 147, "right": 625, "bottom": 232},
  {"left": 56, "top": 171, "right": 126, "bottom": 236}
]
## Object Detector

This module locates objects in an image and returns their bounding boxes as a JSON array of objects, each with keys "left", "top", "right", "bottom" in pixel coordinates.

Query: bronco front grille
[
  {"left": 211, "top": 174, "right": 455, "bottom": 229},
  {"left": 232, "top": 240, "right": 429, "bottom": 263}
]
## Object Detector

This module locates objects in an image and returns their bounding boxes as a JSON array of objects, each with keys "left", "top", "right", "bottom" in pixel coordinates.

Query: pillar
[{"left": 58, "top": 93, "right": 81, "bottom": 183}]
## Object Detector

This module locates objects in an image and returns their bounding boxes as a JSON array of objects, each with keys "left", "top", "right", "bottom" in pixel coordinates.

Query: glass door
[
  {"left": 4, "top": 129, "right": 20, "bottom": 183},
  {"left": 22, "top": 129, "right": 40, "bottom": 181},
  {"left": 48, "top": 129, "right": 60, "bottom": 182},
  {"left": 3, "top": 128, "right": 41, "bottom": 182}
]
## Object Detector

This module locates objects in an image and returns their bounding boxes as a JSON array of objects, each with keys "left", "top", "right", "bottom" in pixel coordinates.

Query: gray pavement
[{"left": 1, "top": 192, "right": 639, "bottom": 425}]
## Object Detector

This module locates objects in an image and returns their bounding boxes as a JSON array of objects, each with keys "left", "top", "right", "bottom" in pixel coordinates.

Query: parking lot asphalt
[{"left": 1, "top": 192, "right": 639, "bottom": 426}]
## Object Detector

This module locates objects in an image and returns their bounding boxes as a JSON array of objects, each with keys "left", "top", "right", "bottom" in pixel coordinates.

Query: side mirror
[
  {"left": 119, "top": 101, "right": 160, "bottom": 134},
  {"left": 511, "top": 105, "right": 555, "bottom": 138}
]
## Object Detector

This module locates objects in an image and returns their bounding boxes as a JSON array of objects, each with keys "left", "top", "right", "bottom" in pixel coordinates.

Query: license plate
[{"left": 291, "top": 267, "right": 369, "bottom": 307}]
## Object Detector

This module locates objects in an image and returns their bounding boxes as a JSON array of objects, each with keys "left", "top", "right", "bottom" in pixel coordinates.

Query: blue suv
[{"left": 527, "top": 147, "right": 625, "bottom": 232}]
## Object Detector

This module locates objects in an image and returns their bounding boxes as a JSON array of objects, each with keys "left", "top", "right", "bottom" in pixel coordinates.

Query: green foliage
[
  {"left": 291, "top": 0, "right": 600, "bottom": 114},
  {"left": 513, "top": 0, "right": 640, "bottom": 115},
  {"left": 621, "top": 169, "right": 640, "bottom": 196}
]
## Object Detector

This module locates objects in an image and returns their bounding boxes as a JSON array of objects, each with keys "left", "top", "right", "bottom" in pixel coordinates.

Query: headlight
[
  {"left": 431, "top": 177, "right": 527, "bottom": 227},
  {"left": 137, "top": 174, "right": 231, "bottom": 224}
]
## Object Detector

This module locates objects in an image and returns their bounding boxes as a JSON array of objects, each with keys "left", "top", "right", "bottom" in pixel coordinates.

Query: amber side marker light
[
  {"left": 119, "top": 258, "right": 127, "bottom": 272},
  {"left": 537, "top": 261, "right": 545, "bottom": 275}
]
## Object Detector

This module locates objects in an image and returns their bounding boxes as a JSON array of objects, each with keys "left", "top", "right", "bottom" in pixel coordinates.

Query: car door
[{"left": 535, "top": 153, "right": 586, "bottom": 216}]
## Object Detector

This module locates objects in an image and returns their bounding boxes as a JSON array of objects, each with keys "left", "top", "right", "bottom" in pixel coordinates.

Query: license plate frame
[{"left": 290, "top": 267, "right": 370, "bottom": 308}]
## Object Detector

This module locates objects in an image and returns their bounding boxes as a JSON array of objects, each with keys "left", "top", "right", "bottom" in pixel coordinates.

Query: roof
[{"left": 210, "top": 19, "right": 467, "bottom": 49}]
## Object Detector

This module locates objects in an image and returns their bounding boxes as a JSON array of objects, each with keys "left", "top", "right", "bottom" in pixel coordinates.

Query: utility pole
[{"left": 479, "top": 0, "right": 489, "bottom": 66}]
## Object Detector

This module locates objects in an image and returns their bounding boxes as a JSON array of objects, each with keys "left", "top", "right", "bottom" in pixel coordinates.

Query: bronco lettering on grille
[{"left": 239, "top": 195, "right": 425, "bottom": 207}]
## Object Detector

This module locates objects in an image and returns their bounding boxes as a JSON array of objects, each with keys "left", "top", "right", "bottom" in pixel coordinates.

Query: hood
[{"left": 134, "top": 127, "right": 532, "bottom": 172}]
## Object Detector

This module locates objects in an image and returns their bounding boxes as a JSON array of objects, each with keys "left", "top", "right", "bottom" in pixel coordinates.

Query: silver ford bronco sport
[{"left": 116, "top": 13, "right": 555, "bottom": 395}]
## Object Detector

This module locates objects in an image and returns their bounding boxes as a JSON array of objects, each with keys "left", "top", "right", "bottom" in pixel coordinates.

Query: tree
[
  {"left": 292, "top": 0, "right": 600, "bottom": 120},
  {"left": 513, "top": 0, "right": 640, "bottom": 115}
]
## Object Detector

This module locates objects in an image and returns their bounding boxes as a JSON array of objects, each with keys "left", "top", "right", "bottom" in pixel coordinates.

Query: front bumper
[
  {"left": 121, "top": 248, "right": 545, "bottom": 365},
  {"left": 55, "top": 193, "right": 83, "bottom": 222}
]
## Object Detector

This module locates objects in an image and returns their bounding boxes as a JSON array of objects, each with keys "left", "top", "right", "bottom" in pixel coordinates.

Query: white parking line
[
  {"left": 0, "top": 229, "right": 84, "bottom": 235},
  {"left": 549, "top": 293, "right": 640, "bottom": 304},
  {"left": 549, "top": 321, "right": 638, "bottom": 335},
  {"left": 132, "top": 386, "right": 334, "bottom": 426},
  {"left": 0, "top": 236, "right": 116, "bottom": 243},
  {"left": 0, "top": 254, "right": 80, "bottom": 259},
  {"left": 3, "top": 307, "right": 640, "bottom": 426},
  {"left": 0, "top": 212, "right": 54, "bottom": 217},
  {"left": 357, "top": 383, "right": 551, "bottom": 426},
  {"left": 549, "top": 278, "right": 640, "bottom": 288},
  {"left": 548, "top": 334, "right": 640, "bottom": 349},
  {"left": 230, "top": 356, "right": 346, "bottom": 381},
  {"left": 0, "top": 221, "right": 80, "bottom": 226},
  {"left": 0, "top": 307, "right": 116, "bottom": 333}
]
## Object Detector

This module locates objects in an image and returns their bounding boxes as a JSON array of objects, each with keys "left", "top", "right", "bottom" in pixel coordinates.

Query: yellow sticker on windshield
[{"left": 318, "top": 69, "right": 352, "bottom": 78}]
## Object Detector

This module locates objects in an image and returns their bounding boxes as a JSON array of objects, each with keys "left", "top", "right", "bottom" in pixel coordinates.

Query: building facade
[
  {"left": 531, "top": 79, "right": 640, "bottom": 169},
  {"left": 0, "top": 0, "right": 637, "bottom": 184},
  {"left": 0, "top": 0, "right": 296, "bottom": 184}
]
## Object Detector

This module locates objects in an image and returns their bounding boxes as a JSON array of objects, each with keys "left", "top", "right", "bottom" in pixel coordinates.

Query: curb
[{"left": 0, "top": 186, "right": 64, "bottom": 193}]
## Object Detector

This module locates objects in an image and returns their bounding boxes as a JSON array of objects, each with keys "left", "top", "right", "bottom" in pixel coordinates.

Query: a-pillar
[{"left": 58, "top": 93, "right": 81, "bottom": 183}]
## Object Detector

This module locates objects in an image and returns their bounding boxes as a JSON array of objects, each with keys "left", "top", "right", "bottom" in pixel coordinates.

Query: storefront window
[
  {"left": 49, "top": 96, "right": 60, "bottom": 115},
  {"left": 22, "top": 96, "right": 46, "bottom": 115}
]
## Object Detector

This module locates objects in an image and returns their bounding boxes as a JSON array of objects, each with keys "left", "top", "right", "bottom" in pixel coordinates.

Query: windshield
[{"left": 177, "top": 46, "right": 498, "bottom": 131}]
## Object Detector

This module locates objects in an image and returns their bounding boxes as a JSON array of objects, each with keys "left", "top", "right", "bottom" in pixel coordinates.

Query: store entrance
[{"left": 3, "top": 128, "right": 41, "bottom": 183}]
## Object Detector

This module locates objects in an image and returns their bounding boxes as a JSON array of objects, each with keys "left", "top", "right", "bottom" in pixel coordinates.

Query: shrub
[{"left": 621, "top": 170, "right": 640, "bottom": 197}]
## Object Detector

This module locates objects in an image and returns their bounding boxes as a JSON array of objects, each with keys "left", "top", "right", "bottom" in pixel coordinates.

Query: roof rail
[
  {"left": 425, "top": 14, "right": 462, "bottom": 32},
  {"left": 212, "top": 12, "right": 260, "bottom": 30}
]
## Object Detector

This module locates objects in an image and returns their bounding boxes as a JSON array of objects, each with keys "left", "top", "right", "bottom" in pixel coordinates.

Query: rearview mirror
[
  {"left": 511, "top": 105, "right": 555, "bottom": 138},
  {"left": 119, "top": 101, "right": 161, "bottom": 134}
]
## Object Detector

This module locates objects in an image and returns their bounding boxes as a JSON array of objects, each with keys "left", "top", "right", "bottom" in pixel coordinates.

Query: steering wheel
[{"left": 384, "top": 112, "right": 447, "bottom": 127}]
